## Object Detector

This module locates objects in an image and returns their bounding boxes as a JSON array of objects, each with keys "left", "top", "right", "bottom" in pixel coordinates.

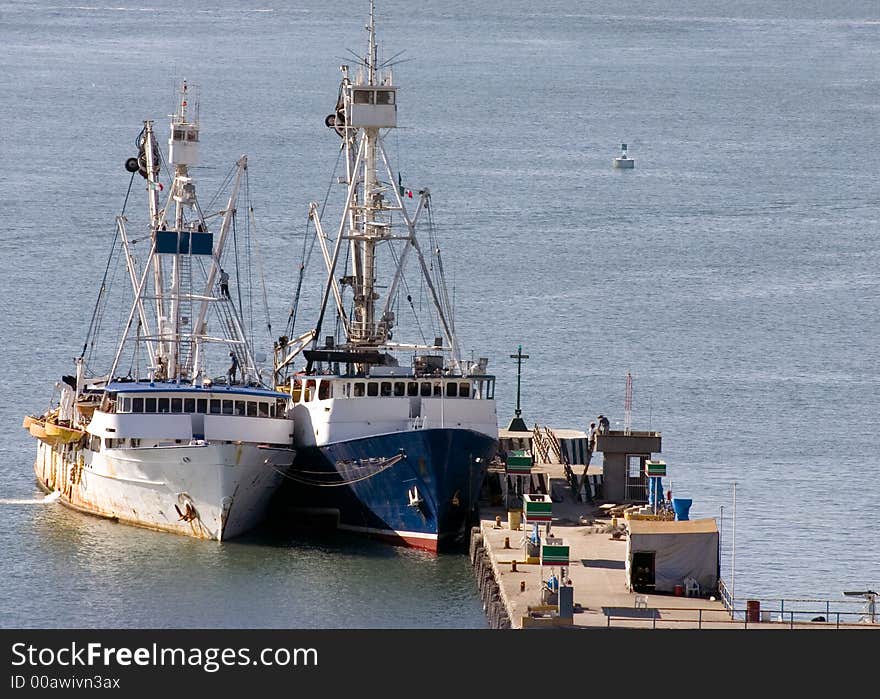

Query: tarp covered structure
[{"left": 626, "top": 518, "right": 719, "bottom": 594}]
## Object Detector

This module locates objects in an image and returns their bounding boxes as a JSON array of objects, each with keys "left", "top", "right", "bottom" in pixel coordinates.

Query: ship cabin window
[
  {"left": 380, "top": 381, "right": 392, "bottom": 397},
  {"left": 275, "top": 399, "right": 286, "bottom": 416},
  {"left": 420, "top": 382, "right": 431, "bottom": 397},
  {"left": 407, "top": 382, "right": 419, "bottom": 397},
  {"left": 394, "top": 381, "right": 406, "bottom": 397},
  {"left": 186, "top": 130, "right": 198, "bottom": 142},
  {"left": 173, "top": 129, "right": 186, "bottom": 140},
  {"left": 130, "top": 438, "right": 140, "bottom": 448},
  {"left": 145, "top": 398, "right": 157, "bottom": 413},
  {"left": 132, "top": 397, "right": 144, "bottom": 413},
  {"left": 318, "top": 381, "right": 331, "bottom": 400},
  {"left": 197, "top": 399, "right": 207, "bottom": 414},
  {"left": 433, "top": 382, "right": 442, "bottom": 397},
  {"left": 353, "top": 89, "right": 372, "bottom": 104},
  {"left": 459, "top": 382, "right": 470, "bottom": 398},
  {"left": 305, "top": 380, "right": 316, "bottom": 402},
  {"left": 367, "top": 382, "right": 379, "bottom": 397},
  {"left": 246, "top": 402, "right": 257, "bottom": 417},
  {"left": 353, "top": 382, "right": 365, "bottom": 397},
  {"left": 258, "top": 402, "right": 269, "bottom": 417},
  {"left": 446, "top": 382, "right": 458, "bottom": 398},
  {"left": 210, "top": 399, "right": 222, "bottom": 415},
  {"left": 473, "top": 378, "right": 495, "bottom": 400},
  {"left": 171, "top": 398, "right": 182, "bottom": 413},
  {"left": 375, "top": 90, "right": 395, "bottom": 105},
  {"left": 235, "top": 400, "right": 246, "bottom": 416},
  {"left": 120, "top": 397, "right": 131, "bottom": 412},
  {"left": 90, "top": 436, "right": 101, "bottom": 452},
  {"left": 157, "top": 398, "right": 170, "bottom": 413},
  {"left": 222, "top": 400, "right": 234, "bottom": 416},
  {"left": 184, "top": 398, "right": 195, "bottom": 413}
]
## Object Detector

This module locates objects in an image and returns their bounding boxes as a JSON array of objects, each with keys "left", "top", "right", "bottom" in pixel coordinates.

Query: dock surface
[{"left": 475, "top": 474, "right": 871, "bottom": 630}]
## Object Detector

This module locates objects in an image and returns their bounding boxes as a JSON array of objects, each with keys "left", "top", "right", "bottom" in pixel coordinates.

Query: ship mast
[
  {"left": 164, "top": 79, "right": 200, "bottom": 380},
  {"left": 291, "top": 1, "right": 462, "bottom": 378},
  {"left": 350, "top": 0, "right": 383, "bottom": 346},
  {"left": 109, "top": 81, "right": 258, "bottom": 386}
]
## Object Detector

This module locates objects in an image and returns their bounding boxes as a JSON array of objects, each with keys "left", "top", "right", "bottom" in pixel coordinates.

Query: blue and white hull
[{"left": 281, "top": 428, "right": 497, "bottom": 551}]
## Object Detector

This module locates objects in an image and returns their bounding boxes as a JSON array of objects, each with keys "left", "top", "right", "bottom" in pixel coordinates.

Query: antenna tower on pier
[{"left": 624, "top": 371, "right": 633, "bottom": 435}]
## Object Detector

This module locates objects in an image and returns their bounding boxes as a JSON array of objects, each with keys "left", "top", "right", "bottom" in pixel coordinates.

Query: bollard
[
  {"left": 504, "top": 536, "right": 510, "bottom": 549},
  {"left": 520, "top": 581, "right": 526, "bottom": 592},
  {"left": 495, "top": 515, "right": 502, "bottom": 529},
  {"left": 511, "top": 561, "right": 517, "bottom": 572}
]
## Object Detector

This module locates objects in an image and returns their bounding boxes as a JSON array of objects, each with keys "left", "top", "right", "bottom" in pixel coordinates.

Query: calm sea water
[{"left": 1, "top": 0, "right": 878, "bottom": 628}]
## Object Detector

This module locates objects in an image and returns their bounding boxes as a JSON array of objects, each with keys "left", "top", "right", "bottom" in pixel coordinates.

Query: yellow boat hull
[
  {"left": 45, "top": 421, "right": 85, "bottom": 444},
  {"left": 28, "top": 420, "right": 61, "bottom": 445}
]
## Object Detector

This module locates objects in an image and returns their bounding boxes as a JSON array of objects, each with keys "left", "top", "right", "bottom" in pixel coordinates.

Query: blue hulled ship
[{"left": 271, "top": 3, "right": 499, "bottom": 551}]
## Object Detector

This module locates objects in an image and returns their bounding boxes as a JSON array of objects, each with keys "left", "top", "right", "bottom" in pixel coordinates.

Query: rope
[{"left": 271, "top": 451, "right": 405, "bottom": 487}]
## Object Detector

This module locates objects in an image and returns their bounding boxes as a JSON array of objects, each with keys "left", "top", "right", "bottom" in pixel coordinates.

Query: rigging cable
[
  {"left": 286, "top": 146, "right": 344, "bottom": 340},
  {"left": 79, "top": 170, "right": 136, "bottom": 359}
]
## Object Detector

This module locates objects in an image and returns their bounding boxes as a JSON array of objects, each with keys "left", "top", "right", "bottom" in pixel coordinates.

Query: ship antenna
[
  {"left": 179, "top": 79, "right": 188, "bottom": 122},
  {"left": 367, "top": 0, "right": 377, "bottom": 85}
]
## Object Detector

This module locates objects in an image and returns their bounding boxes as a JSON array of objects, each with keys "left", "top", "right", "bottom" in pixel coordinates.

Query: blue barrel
[{"left": 672, "top": 498, "right": 692, "bottom": 521}]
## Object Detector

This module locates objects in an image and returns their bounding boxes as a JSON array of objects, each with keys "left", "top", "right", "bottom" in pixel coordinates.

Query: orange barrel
[
  {"left": 746, "top": 600, "right": 761, "bottom": 623},
  {"left": 674, "top": 585, "right": 684, "bottom": 597}
]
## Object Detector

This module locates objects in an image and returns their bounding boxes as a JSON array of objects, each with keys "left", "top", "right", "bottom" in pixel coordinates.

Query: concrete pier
[
  {"left": 472, "top": 481, "right": 730, "bottom": 629},
  {"left": 472, "top": 466, "right": 876, "bottom": 630}
]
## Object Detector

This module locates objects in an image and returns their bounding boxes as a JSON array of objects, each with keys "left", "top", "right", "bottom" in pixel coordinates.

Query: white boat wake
[{"left": 0, "top": 491, "right": 61, "bottom": 505}]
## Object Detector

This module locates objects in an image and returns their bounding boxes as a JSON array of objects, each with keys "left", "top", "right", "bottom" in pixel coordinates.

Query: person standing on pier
[{"left": 588, "top": 421, "right": 598, "bottom": 453}]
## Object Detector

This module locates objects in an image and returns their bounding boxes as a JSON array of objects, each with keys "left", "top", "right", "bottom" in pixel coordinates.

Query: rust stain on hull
[{"left": 33, "top": 443, "right": 219, "bottom": 541}]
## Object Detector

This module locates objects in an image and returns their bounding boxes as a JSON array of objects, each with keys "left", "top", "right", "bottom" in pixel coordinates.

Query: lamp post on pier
[{"left": 507, "top": 344, "right": 529, "bottom": 432}]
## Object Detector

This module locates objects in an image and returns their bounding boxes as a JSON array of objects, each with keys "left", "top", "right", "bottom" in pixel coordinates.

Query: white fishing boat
[
  {"left": 25, "top": 82, "right": 295, "bottom": 541},
  {"left": 272, "top": 3, "right": 499, "bottom": 552}
]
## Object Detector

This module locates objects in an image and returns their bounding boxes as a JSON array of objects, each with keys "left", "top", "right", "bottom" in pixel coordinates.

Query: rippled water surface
[{"left": 1, "top": 0, "right": 878, "bottom": 627}]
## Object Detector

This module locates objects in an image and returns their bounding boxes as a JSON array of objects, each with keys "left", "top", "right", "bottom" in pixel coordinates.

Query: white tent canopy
[{"left": 626, "top": 518, "right": 719, "bottom": 594}]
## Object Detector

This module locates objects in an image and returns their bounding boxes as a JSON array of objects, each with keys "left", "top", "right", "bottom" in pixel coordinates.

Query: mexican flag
[{"left": 398, "top": 172, "right": 413, "bottom": 198}]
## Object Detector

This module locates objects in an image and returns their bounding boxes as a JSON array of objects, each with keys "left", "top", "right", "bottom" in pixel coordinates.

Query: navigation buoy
[{"left": 613, "top": 143, "right": 634, "bottom": 169}]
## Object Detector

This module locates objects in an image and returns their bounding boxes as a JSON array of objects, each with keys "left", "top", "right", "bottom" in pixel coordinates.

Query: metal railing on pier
[
  {"left": 707, "top": 578, "right": 876, "bottom": 629},
  {"left": 604, "top": 605, "right": 876, "bottom": 630}
]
